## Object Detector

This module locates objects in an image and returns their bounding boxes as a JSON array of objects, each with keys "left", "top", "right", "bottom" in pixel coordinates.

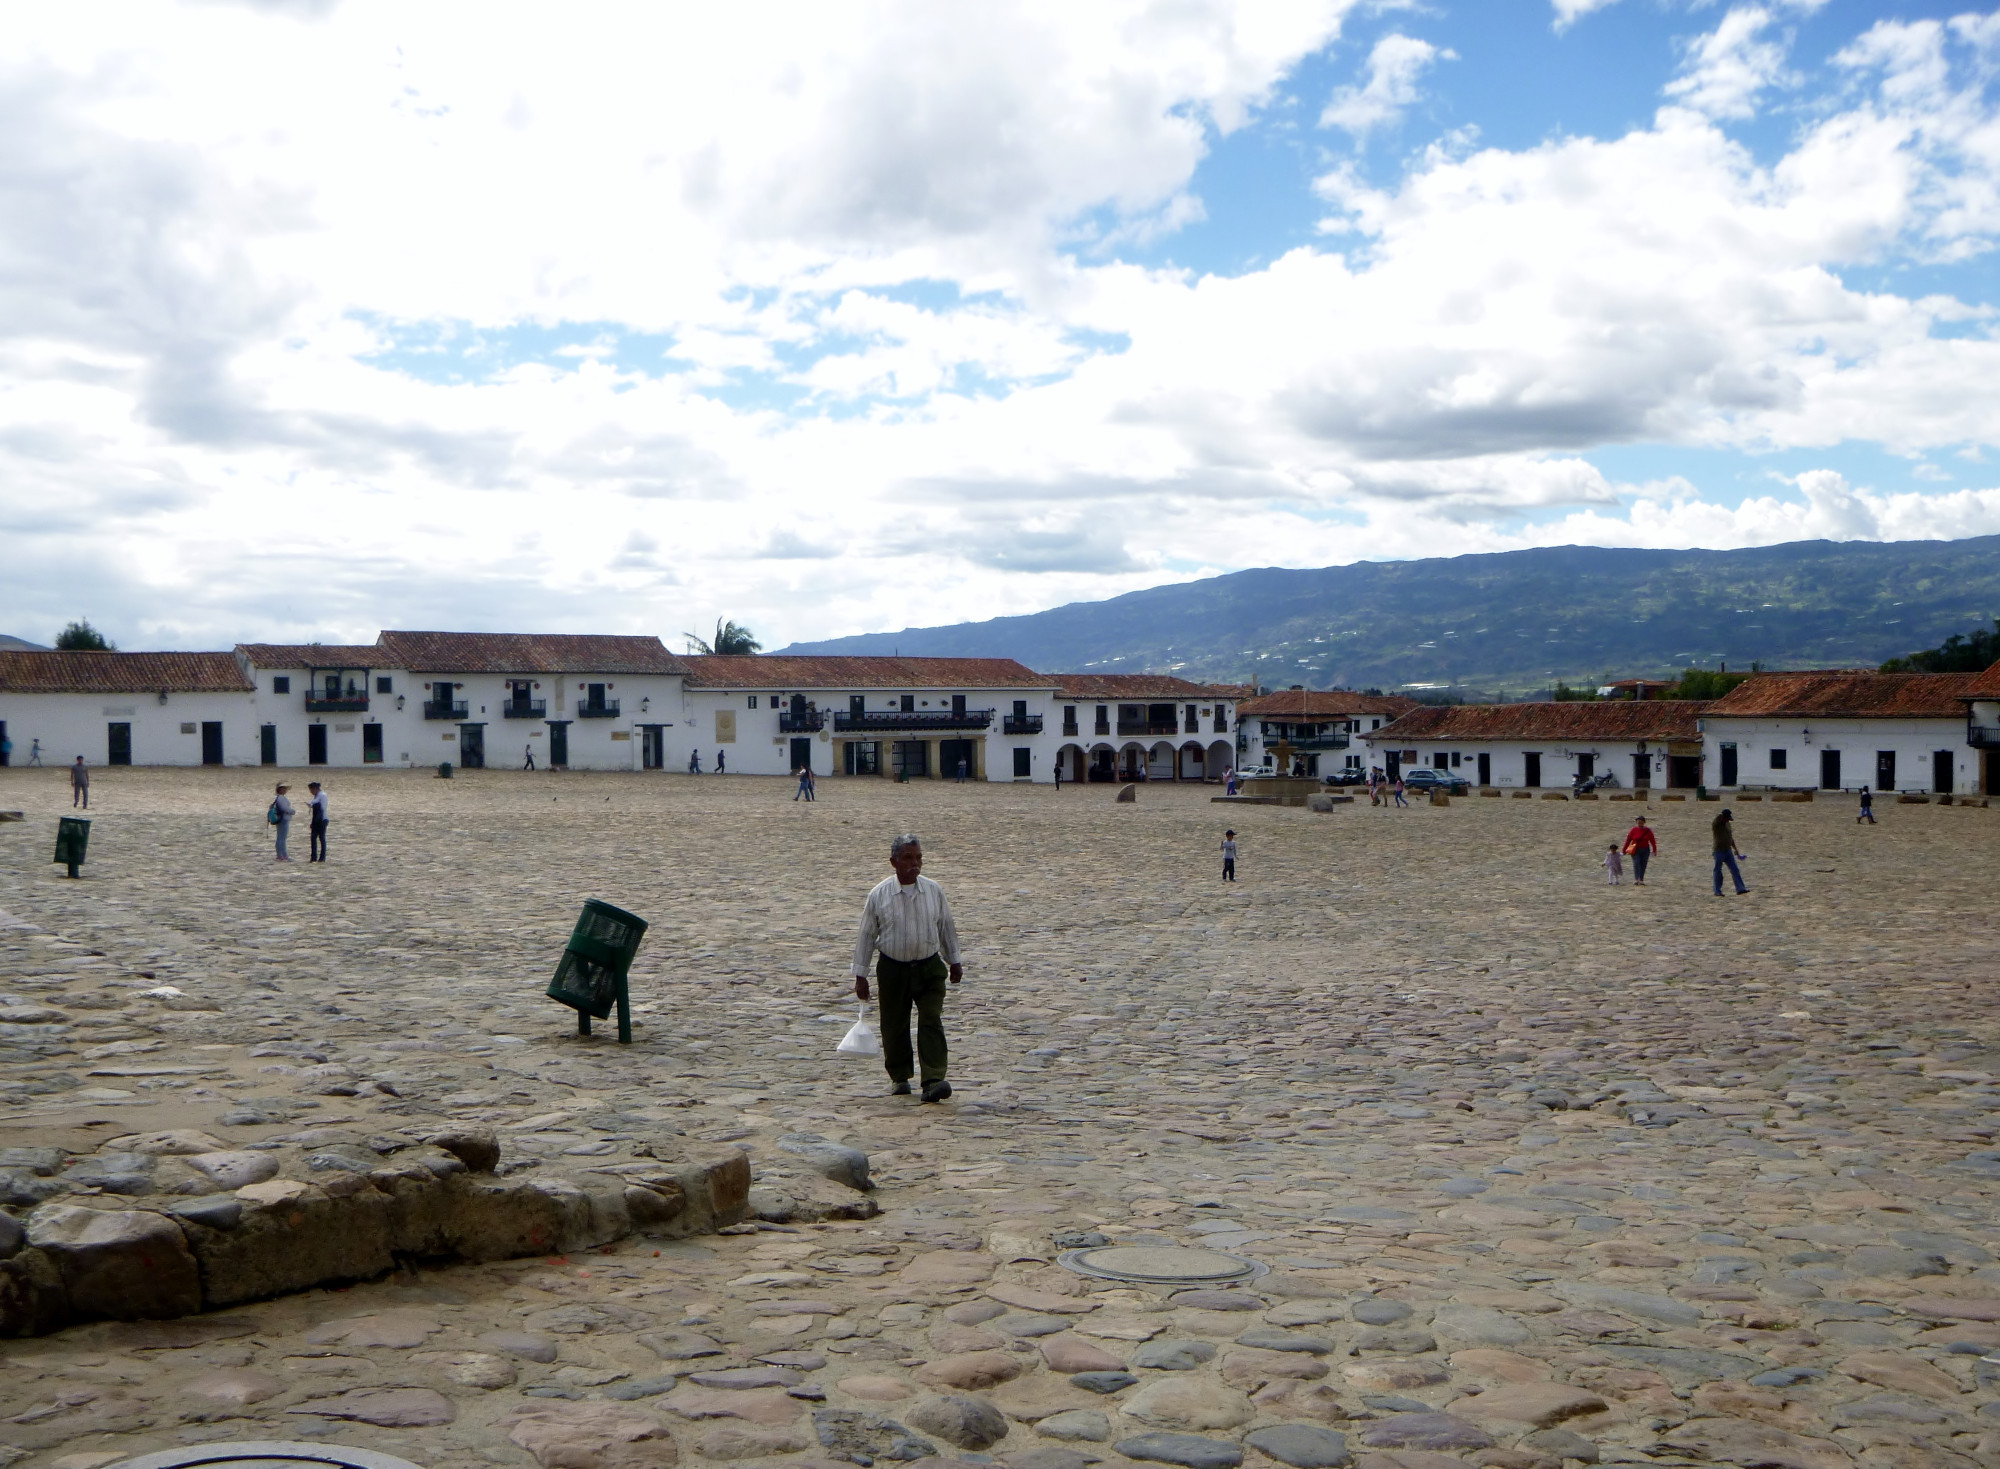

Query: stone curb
[{"left": 0, "top": 1145, "right": 749, "bottom": 1337}]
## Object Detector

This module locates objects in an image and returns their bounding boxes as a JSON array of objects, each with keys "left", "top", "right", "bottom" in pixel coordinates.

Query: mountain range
[{"left": 779, "top": 536, "right": 2000, "bottom": 696}]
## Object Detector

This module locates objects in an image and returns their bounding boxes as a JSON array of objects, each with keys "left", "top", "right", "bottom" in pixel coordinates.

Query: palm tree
[{"left": 682, "top": 619, "right": 762, "bottom": 656}]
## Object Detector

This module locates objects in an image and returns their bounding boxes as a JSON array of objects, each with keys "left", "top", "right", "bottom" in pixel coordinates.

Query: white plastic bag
[{"left": 837, "top": 1004, "right": 880, "bottom": 1057}]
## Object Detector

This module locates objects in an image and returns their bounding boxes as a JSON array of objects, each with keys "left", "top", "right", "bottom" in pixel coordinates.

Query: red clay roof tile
[
  {"left": 0, "top": 651, "right": 253, "bottom": 694},
  {"left": 1703, "top": 670, "right": 1976, "bottom": 718},
  {"left": 377, "top": 632, "right": 685, "bottom": 675},
  {"left": 1370, "top": 701, "right": 1708, "bottom": 743},
  {"left": 683, "top": 655, "right": 1049, "bottom": 689}
]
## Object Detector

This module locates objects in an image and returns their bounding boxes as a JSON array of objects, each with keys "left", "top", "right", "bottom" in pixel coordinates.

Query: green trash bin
[
  {"left": 546, "top": 898, "right": 649, "bottom": 1043},
  {"left": 54, "top": 816, "right": 90, "bottom": 879}
]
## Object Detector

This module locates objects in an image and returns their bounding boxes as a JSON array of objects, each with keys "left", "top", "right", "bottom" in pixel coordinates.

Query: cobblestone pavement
[{"left": 4, "top": 766, "right": 2000, "bottom": 1469}]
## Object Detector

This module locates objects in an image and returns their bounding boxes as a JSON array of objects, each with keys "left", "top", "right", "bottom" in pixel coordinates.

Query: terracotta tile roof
[
  {"left": 0, "top": 651, "right": 252, "bottom": 694},
  {"left": 683, "top": 655, "right": 1050, "bottom": 689},
  {"left": 1237, "top": 689, "right": 1422, "bottom": 719},
  {"left": 1370, "top": 701, "right": 1709, "bottom": 743},
  {"left": 1960, "top": 659, "right": 2000, "bottom": 698},
  {"left": 236, "top": 644, "right": 386, "bottom": 667},
  {"left": 1704, "top": 671, "right": 1976, "bottom": 719},
  {"left": 377, "top": 631, "right": 685, "bottom": 675},
  {"left": 1049, "top": 674, "right": 1249, "bottom": 700}
]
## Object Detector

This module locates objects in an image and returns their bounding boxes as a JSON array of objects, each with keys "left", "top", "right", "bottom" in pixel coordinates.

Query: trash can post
[
  {"left": 54, "top": 816, "right": 90, "bottom": 879},
  {"left": 546, "top": 899, "right": 648, "bottom": 1045}
]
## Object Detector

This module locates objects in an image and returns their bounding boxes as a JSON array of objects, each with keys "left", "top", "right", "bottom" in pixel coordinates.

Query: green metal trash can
[
  {"left": 54, "top": 816, "right": 90, "bottom": 879},
  {"left": 546, "top": 898, "right": 649, "bottom": 1043},
  {"left": 437, "top": 761, "right": 453, "bottom": 779}
]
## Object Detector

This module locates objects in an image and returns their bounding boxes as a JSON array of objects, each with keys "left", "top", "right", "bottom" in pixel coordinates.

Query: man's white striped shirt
[{"left": 853, "top": 874, "right": 962, "bottom": 977}]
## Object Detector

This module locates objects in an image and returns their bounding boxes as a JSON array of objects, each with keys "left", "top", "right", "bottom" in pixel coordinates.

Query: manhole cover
[
  {"left": 1058, "top": 1245, "right": 1267, "bottom": 1284},
  {"left": 104, "top": 1445, "right": 426, "bottom": 1469}
]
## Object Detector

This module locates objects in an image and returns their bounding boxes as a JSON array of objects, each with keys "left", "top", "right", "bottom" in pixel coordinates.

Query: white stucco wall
[
  {"left": 1700, "top": 716, "right": 1973, "bottom": 793},
  {"left": 0, "top": 691, "right": 263, "bottom": 768}
]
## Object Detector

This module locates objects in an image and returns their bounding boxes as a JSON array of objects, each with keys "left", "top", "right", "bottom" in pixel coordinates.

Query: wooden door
[
  {"left": 1934, "top": 749, "right": 1953, "bottom": 793},
  {"left": 107, "top": 722, "right": 131, "bottom": 766},
  {"left": 1820, "top": 750, "right": 1841, "bottom": 790},
  {"left": 1477, "top": 752, "right": 1490, "bottom": 786},
  {"left": 1522, "top": 751, "right": 1539, "bottom": 787},
  {"left": 260, "top": 725, "right": 277, "bottom": 765},
  {"left": 308, "top": 725, "right": 328, "bottom": 765},
  {"left": 1876, "top": 751, "right": 1895, "bottom": 791},
  {"left": 548, "top": 722, "right": 569, "bottom": 768},
  {"left": 459, "top": 724, "right": 486, "bottom": 769},
  {"left": 201, "top": 722, "right": 224, "bottom": 766}
]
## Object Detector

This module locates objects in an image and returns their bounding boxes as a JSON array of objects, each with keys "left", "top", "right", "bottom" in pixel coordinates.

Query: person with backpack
[{"left": 269, "top": 784, "right": 294, "bottom": 862}]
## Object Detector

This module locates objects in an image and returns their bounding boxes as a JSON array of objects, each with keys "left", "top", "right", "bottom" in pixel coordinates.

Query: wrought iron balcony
[
  {"left": 1116, "top": 719, "right": 1181, "bottom": 736},
  {"left": 501, "top": 699, "right": 547, "bottom": 719},
  {"left": 1969, "top": 724, "right": 2000, "bottom": 749},
  {"left": 779, "top": 710, "right": 826, "bottom": 732},
  {"left": 1282, "top": 734, "right": 1351, "bottom": 752},
  {"left": 1003, "top": 714, "right": 1044, "bottom": 735},
  {"left": 835, "top": 709, "right": 994, "bottom": 733},
  {"left": 423, "top": 699, "right": 468, "bottom": 720},
  {"left": 305, "top": 694, "right": 369, "bottom": 714},
  {"left": 577, "top": 700, "right": 621, "bottom": 719}
]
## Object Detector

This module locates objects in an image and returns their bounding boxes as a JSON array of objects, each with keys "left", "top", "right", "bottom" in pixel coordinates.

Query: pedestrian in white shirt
[
  {"left": 852, "top": 833, "right": 963, "bottom": 1102},
  {"left": 306, "top": 782, "right": 330, "bottom": 863}
]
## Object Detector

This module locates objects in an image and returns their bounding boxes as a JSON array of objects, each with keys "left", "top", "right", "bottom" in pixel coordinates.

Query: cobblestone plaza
[{"left": 4, "top": 767, "right": 2000, "bottom": 1469}]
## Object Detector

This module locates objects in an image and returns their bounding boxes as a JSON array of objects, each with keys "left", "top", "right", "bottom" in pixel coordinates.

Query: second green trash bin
[{"left": 546, "top": 898, "right": 648, "bottom": 1043}]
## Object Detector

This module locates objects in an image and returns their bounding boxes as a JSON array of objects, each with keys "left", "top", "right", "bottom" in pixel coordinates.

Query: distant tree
[
  {"left": 1551, "top": 682, "right": 1599, "bottom": 702},
  {"left": 54, "top": 620, "right": 114, "bottom": 651},
  {"left": 682, "top": 619, "right": 762, "bottom": 656},
  {"left": 1663, "top": 666, "right": 1754, "bottom": 699},
  {"left": 1881, "top": 620, "right": 2000, "bottom": 673}
]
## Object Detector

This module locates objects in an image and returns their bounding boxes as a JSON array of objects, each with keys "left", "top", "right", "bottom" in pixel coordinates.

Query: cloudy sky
[{"left": 3, "top": 0, "right": 1998, "bottom": 651}]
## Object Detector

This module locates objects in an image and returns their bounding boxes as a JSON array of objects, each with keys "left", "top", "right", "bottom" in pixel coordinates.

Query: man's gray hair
[{"left": 890, "top": 833, "right": 923, "bottom": 858}]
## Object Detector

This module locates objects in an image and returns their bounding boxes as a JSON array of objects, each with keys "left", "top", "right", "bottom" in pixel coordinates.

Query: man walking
[
  {"left": 28, "top": 738, "right": 43, "bottom": 766},
  {"left": 1712, "top": 806, "right": 1749, "bottom": 895},
  {"left": 306, "top": 781, "right": 330, "bottom": 863},
  {"left": 71, "top": 756, "right": 88, "bottom": 809},
  {"left": 1858, "top": 786, "right": 1875, "bottom": 824},
  {"left": 716, "top": 750, "right": 726, "bottom": 774},
  {"left": 524, "top": 743, "right": 536, "bottom": 771},
  {"left": 852, "top": 834, "right": 962, "bottom": 1103}
]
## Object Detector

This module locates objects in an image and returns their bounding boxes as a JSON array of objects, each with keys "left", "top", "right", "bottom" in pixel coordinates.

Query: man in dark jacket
[{"left": 1712, "top": 808, "right": 1748, "bottom": 896}]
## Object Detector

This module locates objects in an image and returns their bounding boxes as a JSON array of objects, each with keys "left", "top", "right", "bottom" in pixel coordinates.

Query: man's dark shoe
[
  {"left": 892, "top": 1081, "right": 912, "bottom": 1095},
  {"left": 921, "top": 1079, "right": 952, "bottom": 1103}
]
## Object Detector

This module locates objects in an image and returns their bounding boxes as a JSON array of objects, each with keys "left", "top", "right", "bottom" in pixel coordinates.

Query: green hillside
[{"left": 780, "top": 537, "right": 2000, "bottom": 696}]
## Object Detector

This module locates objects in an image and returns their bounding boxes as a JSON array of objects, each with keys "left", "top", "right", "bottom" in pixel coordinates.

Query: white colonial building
[
  {"left": 679, "top": 655, "right": 1062, "bottom": 781},
  {"left": 1365, "top": 701, "right": 1710, "bottom": 789},
  {"left": 0, "top": 635, "right": 1250, "bottom": 786},
  {"left": 0, "top": 651, "right": 259, "bottom": 768},
  {"left": 1046, "top": 675, "right": 1246, "bottom": 784},
  {"left": 1236, "top": 688, "right": 1420, "bottom": 778},
  {"left": 230, "top": 633, "right": 690, "bottom": 772},
  {"left": 1699, "top": 670, "right": 1978, "bottom": 794}
]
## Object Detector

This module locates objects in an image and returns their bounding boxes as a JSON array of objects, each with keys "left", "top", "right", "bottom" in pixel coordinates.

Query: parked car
[
  {"left": 1402, "top": 768, "right": 1471, "bottom": 795},
  {"left": 1325, "top": 767, "right": 1370, "bottom": 787}
]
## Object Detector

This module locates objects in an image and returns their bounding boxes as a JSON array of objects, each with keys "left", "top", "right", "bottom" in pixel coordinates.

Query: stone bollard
[
  {"left": 1429, "top": 790, "right": 1450, "bottom": 807},
  {"left": 1116, "top": 784, "right": 1137, "bottom": 803}
]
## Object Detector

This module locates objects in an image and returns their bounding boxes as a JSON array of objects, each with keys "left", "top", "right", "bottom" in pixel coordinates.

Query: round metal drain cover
[
  {"left": 104, "top": 1444, "right": 426, "bottom": 1469},
  {"left": 1058, "top": 1244, "right": 1267, "bottom": 1285}
]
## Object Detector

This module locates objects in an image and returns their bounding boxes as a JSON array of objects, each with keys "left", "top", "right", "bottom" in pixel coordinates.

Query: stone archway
[
  {"left": 1179, "top": 742, "right": 1207, "bottom": 780},
  {"left": 1057, "top": 743, "right": 1086, "bottom": 783},
  {"left": 1148, "top": 741, "right": 1176, "bottom": 780},
  {"left": 1208, "top": 740, "right": 1235, "bottom": 780}
]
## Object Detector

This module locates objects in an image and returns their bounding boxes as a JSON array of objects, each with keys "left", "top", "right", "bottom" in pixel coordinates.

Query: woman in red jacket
[{"left": 1624, "top": 815, "right": 1659, "bottom": 886}]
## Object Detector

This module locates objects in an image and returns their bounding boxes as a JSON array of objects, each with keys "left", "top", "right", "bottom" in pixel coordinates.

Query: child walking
[
  {"left": 1221, "top": 829, "right": 1237, "bottom": 882},
  {"left": 1603, "top": 843, "right": 1624, "bottom": 885}
]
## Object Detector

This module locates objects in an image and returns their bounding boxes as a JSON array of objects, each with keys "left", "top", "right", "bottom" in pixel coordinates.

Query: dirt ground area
[{"left": 4, "top": 765, "right": 2000, "bottom": 1469}]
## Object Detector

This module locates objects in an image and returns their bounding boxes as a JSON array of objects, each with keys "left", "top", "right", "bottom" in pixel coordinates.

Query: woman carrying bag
[
  {"left": 269, "top": 783, "right": 295, "bottom": 862},
  {"left": 1623, "top": 814, "right": 1658, "bottom": 886}
]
